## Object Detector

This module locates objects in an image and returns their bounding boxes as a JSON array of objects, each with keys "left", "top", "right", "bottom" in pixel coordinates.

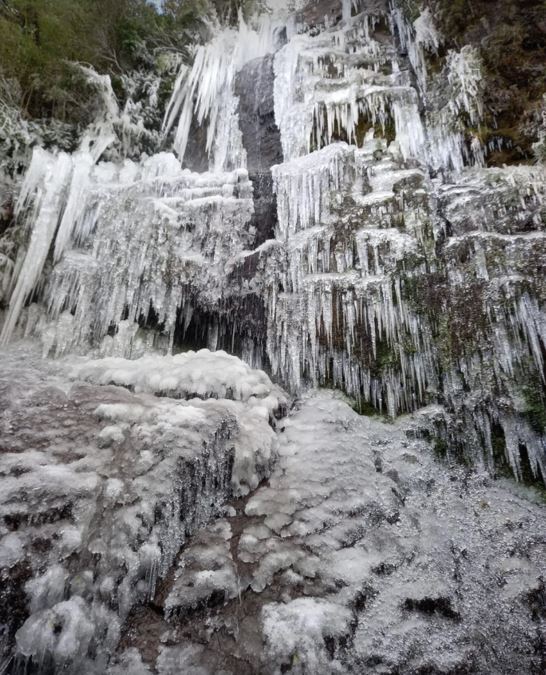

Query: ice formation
[
  {"left": 0, "top": 0, "right": 543, "bottom": 476},
  {"left": 0, "top": 345, "right": 285, "bottom": 671},
  {"left": 163, "top": 12, "right": 282, "bottom": 169},
  {"left": 73, "top": 349, "right": 286, "bottom": 406},
  {"left": 1, "top": 149, "right": 254, "bottom": 355},
  {"left": 0, "top": 0, "right": 544, "bottom": 468},
  {"left": 1, "top": 0, "right": 546, "bottom": 671}
]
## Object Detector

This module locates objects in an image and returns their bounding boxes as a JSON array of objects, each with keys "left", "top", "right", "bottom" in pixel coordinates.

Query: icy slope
[{"left": 111, "top": 391, "right": 546, "bottom": 674}]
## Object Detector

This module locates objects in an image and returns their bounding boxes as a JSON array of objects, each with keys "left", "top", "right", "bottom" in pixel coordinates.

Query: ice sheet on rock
[
  {"left": 107, "top": 649, "right": 152, "bottom": 675},
  {"left": 156, "top": 644, "right": 209, "bottom": 675},
  {"left": 164, "top": 520, "right": 238, "bottom": 619},
  {"left": 262, "top": 598, "right": 352, "bottom": 673},
  {"left": 136, "top": 391, "right": 546, "bottom": 673},
  {"left": 16, "top": 598, "right": 98, "bottom": 670},
  {"left": 72, "top": 349, "right": 286, "bottom": 409},
  {"left": 0, "top": 344, "right": 283, "bottom": 671},
  {"left": 0, "top": 532, "right": 25, "bottom": 569},
  {"left": 247, "top": 393, "right": 546, "bottom": 671}
]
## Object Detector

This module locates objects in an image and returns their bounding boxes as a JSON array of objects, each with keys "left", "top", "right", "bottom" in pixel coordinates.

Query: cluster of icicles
[{"left": 1, "top": 0, "right": 545, "bottom": 481}]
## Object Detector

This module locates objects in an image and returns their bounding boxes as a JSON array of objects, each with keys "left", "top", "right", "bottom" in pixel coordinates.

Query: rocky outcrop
[
  {"left": 0, "top": 345, "right": 285, "bottom": 672},
  {"left": 412, "top": 0, "right": 546, "bottom": 165}
]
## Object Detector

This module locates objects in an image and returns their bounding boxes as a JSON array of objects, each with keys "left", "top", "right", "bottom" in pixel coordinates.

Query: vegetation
[
  {"left": 522, "top": 381, "right": 546, "bottom": 435},
  {"left": 425, "top": 0, "right": 546, "bottom": 164},
  {"left": 0, "top": 0, "right": 255, "bottom": 124}
]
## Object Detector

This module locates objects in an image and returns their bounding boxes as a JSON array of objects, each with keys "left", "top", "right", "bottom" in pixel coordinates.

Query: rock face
[
  {"left": 236, "top": 54, "right": 282, "bottom": 248},
  {"left": 415, "top": 0, "right": 546, "bottom": 165}
]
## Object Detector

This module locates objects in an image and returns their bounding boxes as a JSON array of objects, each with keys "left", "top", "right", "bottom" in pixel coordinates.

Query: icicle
[
  {"left": 0, "top": 151, "right": 73, "bottom": 345},
  {"left": 163, "top": 13, "right": 279, "bottom": 167}
]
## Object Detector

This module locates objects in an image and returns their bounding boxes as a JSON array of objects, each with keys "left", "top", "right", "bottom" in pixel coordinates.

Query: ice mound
[
  {"left": 0, "top": 344, "right": 287, "bottom": 672},
  {"left": 72, "top": 349, "right": 287, "bottom": 410}
]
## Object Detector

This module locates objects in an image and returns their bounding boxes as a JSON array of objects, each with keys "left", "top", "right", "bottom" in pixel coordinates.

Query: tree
[{"left": 0, "top": 0, "right": 217, "bottom": 122}]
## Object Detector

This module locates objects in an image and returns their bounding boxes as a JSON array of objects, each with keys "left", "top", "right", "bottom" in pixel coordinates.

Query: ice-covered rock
[
  {"left": 115, "top": 391, "right": 546, "bottom": 674},
  {"left": 0, "top": 343, "right": 285, "bottom": 672}
]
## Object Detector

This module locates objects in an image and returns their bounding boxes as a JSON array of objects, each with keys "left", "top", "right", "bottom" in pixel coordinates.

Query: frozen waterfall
[{"left": 1, "top": 0, "right": 545, "bottom": 673}]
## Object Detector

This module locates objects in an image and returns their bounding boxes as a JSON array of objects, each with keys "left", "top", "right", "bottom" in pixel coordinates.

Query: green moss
[
  {"left": 352, "top": 399, "right": 380, "bottom": 417},
  {"left": 0, "top": 0, "right": 226, "bottom": 124},
  {"left": 490, "top": 423, "right": 512, "bottom": 479},
  {"left": 371, "top": 339, "right": 400, "bottom": 377},
  {"left": 397, "top": 0, "right": 420, "bottom": 23},
  {"left": 432, "top": 437, "right": 448, "bottom": 459},
  {"left": 521, "top": 385, "right": 546, "bottom": 434}
]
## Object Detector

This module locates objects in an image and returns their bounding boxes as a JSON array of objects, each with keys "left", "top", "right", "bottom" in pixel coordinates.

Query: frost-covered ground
[
  {"left": 0, "top": 343, "right": 285, "bottom": 673},
  {"left": 110, "top": 392, "right": 546, "bottom": 674}
]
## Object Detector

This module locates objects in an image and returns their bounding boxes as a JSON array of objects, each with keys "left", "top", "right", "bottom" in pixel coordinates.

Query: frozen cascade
[
  {"left": 0, "top": 151, "right": 74, "bottom": 346},
  {"left": 389, "top": 4, "right": 440, "bottom": 94},
  {"left": 0, "top": 0, "right": 544, "bottom": 467},
  {"left": 163, "top": 13, "right": 282, "bottom": 170},
  {"left": 1, "top": 148, "right": 255, "bottom": 354}
]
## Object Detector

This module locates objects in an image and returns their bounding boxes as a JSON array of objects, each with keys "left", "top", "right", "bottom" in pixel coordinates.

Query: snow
[{"left": 73, "top": 349, "right": 286, "bottom": 408}]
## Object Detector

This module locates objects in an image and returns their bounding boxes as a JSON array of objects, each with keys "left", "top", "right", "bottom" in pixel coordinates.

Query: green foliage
[
  {"left": 522, "top": 383, "right": 546, "bottom": 435},
  {"left": 0, "top": 0, "right": 249, "bottom": 123}
]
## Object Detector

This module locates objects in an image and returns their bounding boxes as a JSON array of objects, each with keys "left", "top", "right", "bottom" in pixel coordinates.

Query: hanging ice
[{"left": 163, "top": 12, "right": 281, "bottom": 169}]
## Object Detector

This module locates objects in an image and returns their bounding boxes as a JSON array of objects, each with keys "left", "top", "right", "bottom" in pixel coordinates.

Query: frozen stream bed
[{"left": 0, "top": 344, "right": 545, "bottom": 674}]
